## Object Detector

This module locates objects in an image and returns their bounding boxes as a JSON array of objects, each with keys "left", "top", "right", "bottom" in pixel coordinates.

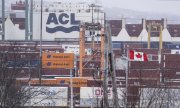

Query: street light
[
  {"left": 39, "top": 0, "right": 43, "bottom": 84},
  {"left": 1, "top": 0, "right": 5, "bottom": 40},
  {"left": 89, "top": 4, "right": 95, "bottom": 23}
]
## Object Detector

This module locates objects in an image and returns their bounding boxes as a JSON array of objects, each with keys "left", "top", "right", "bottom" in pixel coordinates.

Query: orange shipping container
[
  {"left": 42, "top": 53, "right": 74, "bottom": 61},
  {"left": 56, "top": 77, "right": 87, "bottom": 87},
  {"left": 30, "top": 79, "right": 57, "bottom": 85},
  {"left": 42, "top": 61, "right": 74, "bottom": 69}
]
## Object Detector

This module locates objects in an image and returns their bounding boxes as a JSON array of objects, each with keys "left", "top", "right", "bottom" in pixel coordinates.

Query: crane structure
[
  {"left": 79, "top": 22, "right": 104, "bottom": 78},
  {"left": 79, "top": 25, "right": 85, "bottom": 77},
  {"left": 147, "top": 22, "right": 163, "bottom": 49}
]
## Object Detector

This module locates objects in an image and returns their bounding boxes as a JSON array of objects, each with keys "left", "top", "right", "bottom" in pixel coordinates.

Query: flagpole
[
  {"left": 125, "top": 48, "right": 129, "bottom": 108},
  {"left": 70, "top": 69, "right": 73, "bottom": 108}
]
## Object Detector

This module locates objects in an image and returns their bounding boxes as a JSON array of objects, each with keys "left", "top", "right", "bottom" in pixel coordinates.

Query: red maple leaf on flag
[{"left": 136, "top": 53, "right": 142, "bottom": 58}]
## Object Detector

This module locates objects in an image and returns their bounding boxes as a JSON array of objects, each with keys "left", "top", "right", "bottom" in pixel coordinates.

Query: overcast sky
[
  {"left": 0, "top": 0, "right": 180, "bottom": 16},
  {"left": 102, "top": 0, "right": 180, "bottom": 15}
]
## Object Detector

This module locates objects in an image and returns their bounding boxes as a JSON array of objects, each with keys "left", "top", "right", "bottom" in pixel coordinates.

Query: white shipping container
[
  {"left": 80, "top": 87, "right": 125, "bottom": 107},
  {"left": 24, "top": 86, "right": 68, "bottom": 106},
  {"left": 171, "top": 50, "right": 180, "bottom": 54}
]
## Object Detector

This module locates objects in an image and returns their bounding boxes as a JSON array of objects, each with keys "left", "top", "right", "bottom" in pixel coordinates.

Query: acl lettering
[
  {"left": 46, "top": 13, "right": 80, "bottom": 33},
  {"left": 47, "top": 13, "right": 79, "bottom": 25},
  {"left": 94, "top": 89, "right": 111, "bottom": 96}
]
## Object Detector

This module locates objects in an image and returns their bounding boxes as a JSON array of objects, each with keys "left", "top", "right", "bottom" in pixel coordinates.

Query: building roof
[
  {"left": 108, "top": 20, "right": 122, "bottom": 36},
  {"left": 167, "top": 24, "right": 180, "bottom": 37},
  {"left": 126, "top": 24, "right": 143, "bottom": 37},
  {"left": 11, "top": 18, "right": 25, "bottom": 30}
]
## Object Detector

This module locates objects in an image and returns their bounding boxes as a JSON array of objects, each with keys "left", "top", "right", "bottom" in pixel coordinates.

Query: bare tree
[
  {"left": 139, "top": 87, "right": 180, "bottom": 108},
  {"left": 0, "top": 42, "right": 69, "bottom": 107},
  {"left": 0, "top": 42, "right": 38, "bottom": 107}
]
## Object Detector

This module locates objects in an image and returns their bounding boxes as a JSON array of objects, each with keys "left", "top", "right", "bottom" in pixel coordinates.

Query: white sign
[
  {"left": 62, "top": 44, "right": 92, "bottom": 55},
  {"left": 115, "top": 57, "right": 128, "bottom": 70},
  {"left": 171, "top": 50, "right": 180, "bottom": 54},
  {"left": 24, "top": 87, "right": 68, "bottom": 106}
]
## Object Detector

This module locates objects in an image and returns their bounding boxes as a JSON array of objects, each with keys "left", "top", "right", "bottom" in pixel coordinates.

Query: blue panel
[
  {"left": 168, "top": 44, "right": 180, "bottom": 49},
  {"left": 112, "top": 43, "right": 122, "bottom": 49},
  {"left": 7, "top": 60, "right": 39, "bottom": 67}
]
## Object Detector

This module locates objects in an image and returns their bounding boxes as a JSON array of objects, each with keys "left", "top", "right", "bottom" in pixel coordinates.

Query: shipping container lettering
[
  {"left": 43, "top": 53, "right": 74, "bottom": 61},
  {"left": 64, "top": 81, "right": 86, "bottom": 85},
  {"left": 52, "top": 55, "right": 71, "bottom": 59},
  {"left": 40, "top": 101, "right": 56, "bottom": 106},
  {"left": 94, "top": 89, "right": 111, "bottom": 96},
  {"left": 40, "top": 90, "right": 57, "bottom": 96},
  {"left": 53, "top": 63, "right": 70, "bottom": 66},
  {"left": 59, "top": 79, "right": 87, "bottom": 87}
]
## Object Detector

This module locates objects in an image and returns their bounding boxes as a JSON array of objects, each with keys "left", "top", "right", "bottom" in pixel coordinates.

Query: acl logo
[{"left": 46, "top": 13, "right": 80, "bottom": 33}]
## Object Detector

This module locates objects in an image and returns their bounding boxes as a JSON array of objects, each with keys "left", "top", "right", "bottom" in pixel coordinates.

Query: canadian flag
[{"left": 129, "top": 50, "right": 148, "bottom": 61}]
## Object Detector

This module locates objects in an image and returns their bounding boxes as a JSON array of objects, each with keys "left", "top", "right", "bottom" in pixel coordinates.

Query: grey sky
[
  {"left": 102, "top": 0, "right": 180, "bottom": 15},
  {"left": 1, "top": 0, "right": 180, "bottom": 16}
]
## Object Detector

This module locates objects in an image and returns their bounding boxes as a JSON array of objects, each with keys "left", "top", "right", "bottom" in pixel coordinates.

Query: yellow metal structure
[
  {"left": 79, "top": 26, "right": 85, "bottom": 77},
  {"left": 101, "top": 28, "right": 105, "bottom": 71},
  {"left": 79, "top": 23, "right": 104, "bottom": 78},
  {"left": 159, "top": 25, "right": 163, "bottom": 50},
  {"left": 148, "top": 24, "right": 151, "bottom": 49}
]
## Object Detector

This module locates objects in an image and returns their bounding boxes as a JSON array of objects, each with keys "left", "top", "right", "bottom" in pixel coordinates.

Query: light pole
[
  {"left": 30, "top": 0, "right": 33, "bottom": 40},
  {"left": 25, "top": 0, "right": 29, "bottom": 41},
  {"left": 70, "top": 69, "right": 73, "bottom": 108},
  {"left": 1, "top": 0, "right": 5, "bottom": 40},
  {"left": 125, "top": 50, "right": 129, "bottom": 108},
  {"left": 90, "top": 4, "right": 95, "bottom": 23},
  {"left": 103, "top": 27, "right": 109, "bottom": 108},
  {"left": 39, "top": 0, "right": 43, "bottom": 84},
  {"left": 106, "top": 21, "right": 119, "bottom": 108}
]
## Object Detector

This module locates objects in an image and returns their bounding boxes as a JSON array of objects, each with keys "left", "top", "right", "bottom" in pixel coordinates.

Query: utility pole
[
  {"left": 103, "top": 27, "right": 109, "bottom": 108},
  {"left": 25, "top": 0, "right": 29, "bottom": 41},
  {"left": 159, "top": 25, "right": 163, "bottom": 83},
  {"left": 1, "top": 0, "right": 5, "bottom": 40},
  {"left": 90, "top": 4, "right": 95, "bottom": 23},
  {"left": 30, "top": 0, "right": 33, "bottom": 41},
  {"left": 39, "top": 0, "right": 43, "bottom": 84},
  {"left": 125, "top": 49, "right": 129, "bottom": 108},
  {"left": 147, "top": 24, "right": 151, "bottom": 49},
  {"left": 106, "top": 21, "right": 119, "bottom": 108},
  {"left": 70, "top": 69, "right": 73, "bottom": 108}
]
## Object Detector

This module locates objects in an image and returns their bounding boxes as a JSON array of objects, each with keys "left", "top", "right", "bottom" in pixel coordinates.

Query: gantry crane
[{"left": 79, "top": 23, "right": 104, "bottom": 77}]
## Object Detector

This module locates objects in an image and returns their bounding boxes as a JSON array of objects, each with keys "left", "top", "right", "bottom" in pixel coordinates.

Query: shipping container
[
  {"left": 80, "top": 87, "right": 125, "bottom": 107},
  {"left": 24, "top": 87, "right": 68, "bottom": 106},
  {"left": 56, "top": 77, "right": 88, "bottom": 87}
]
